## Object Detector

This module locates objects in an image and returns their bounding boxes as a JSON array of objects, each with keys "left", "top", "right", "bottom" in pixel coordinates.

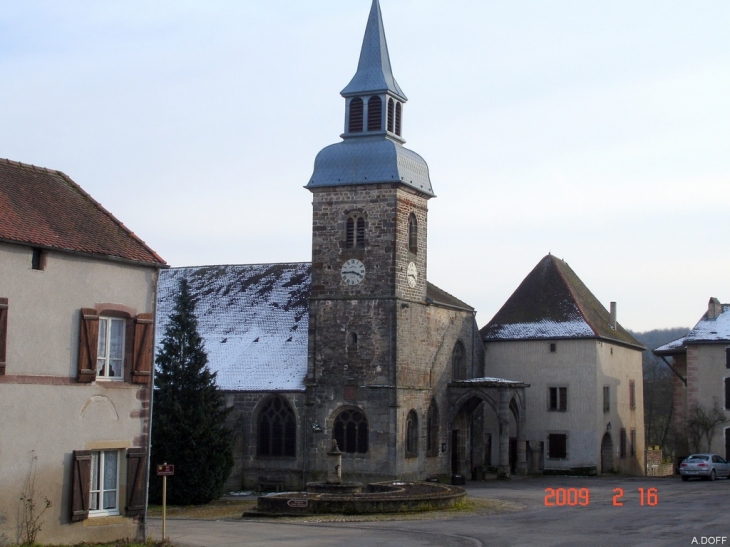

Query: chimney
[
  {"left": 610, "top": 302, "right": 617, "bottom": 330},
  {"left": 708, "top": 297, "right": 722, "bottom": 320}
]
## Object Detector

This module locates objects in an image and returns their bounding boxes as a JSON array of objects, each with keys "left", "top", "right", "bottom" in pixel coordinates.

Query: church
[{"left": 156, "top": 0, "right": 645, "bottom": 491}]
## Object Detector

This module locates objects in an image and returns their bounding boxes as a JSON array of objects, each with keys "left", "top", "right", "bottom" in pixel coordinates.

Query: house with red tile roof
[{"left": 0, "top": 158, "right": 165, "bottom": 544}]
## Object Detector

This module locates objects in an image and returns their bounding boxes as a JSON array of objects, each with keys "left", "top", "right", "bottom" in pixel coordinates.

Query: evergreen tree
[{"left": 150, "top": 277, "right": 233, "bottom": 505}]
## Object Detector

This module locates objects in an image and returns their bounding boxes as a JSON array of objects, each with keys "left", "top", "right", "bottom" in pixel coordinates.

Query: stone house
[
  {"left": 481, "top": 255, "right": 646, "bottom": 475},
  {"left": 653, "top": 298, "right": 730, "bottom": 458},
  {"left": 0, "top": 159, "right": 165, "bottom": 544}
]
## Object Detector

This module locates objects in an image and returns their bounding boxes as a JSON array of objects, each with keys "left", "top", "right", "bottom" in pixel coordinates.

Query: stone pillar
[{"left": 498, "top": 387, "right": 510, "bottom": 478}]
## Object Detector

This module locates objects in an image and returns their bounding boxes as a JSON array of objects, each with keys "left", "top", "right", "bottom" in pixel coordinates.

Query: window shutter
[
  {"left": 132, "top": 313, "right": 154, "bottom": 384},
  {"left": 77, "top": 309, "right": 99, "bottom": 383},
  {"left": 0, "top": 298, "right": 8, "bottom": 375},
  {"left": 71, "top": 450, "right": 92, "bottom": 522},
  {"left": 725, "top": 378, "right": 730, "bottom": 411},
  {"left": 125, "top": 448, "right": 147, "bottom": 516}
]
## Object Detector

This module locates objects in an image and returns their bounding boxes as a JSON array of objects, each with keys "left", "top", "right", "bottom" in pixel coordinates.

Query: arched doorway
[{"left": 601, "top": 432, "right": 614, "bottom": 474}]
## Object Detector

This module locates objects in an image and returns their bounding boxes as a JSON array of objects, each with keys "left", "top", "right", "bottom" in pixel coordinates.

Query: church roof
[
  {"left": 307, "top": 137, "right": 434, "bottom": 196},
  {"left": 654, "top": 301, "right": 730, "bottom": 355},
  {"left": 0, "top": 158, "right": 165, "bottom": 266},
  {"left": 341, "top": 0, "right": 406, "bottom": 100},
  {"left": 155, "top": 263, "right": 310, "bottom": 392},
  {"left": 481, "top": 255, "right": 643, "bottom": 350}
]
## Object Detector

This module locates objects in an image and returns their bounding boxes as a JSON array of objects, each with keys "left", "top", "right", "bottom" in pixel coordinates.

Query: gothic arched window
[
  {"left": 257, "top": 396, "right": 296, "bottom": 457},
  {"left": 395, "top": 102, "right": 402, "bottom": 136},
  {"left": 387, "top": 98, "right": 395, "bottom": 133},
  {"left": 349, "top": 98, "right": 364, "bottom": 133},
  {"left": 333, "top": 408, "right": 369, "bottom": 454},
  {"left": 406, "top": 410, "right": 418, "bottom": 457},
  {"left": 426, "top": 399, "right": 439, "bottom": 457},
  {"left": 408, "top": 213, "right": 418, "bottom": 254},
  {"left": 452, "top": 341, "right": 467, "bottom": 381},
  {"left": 367, "top": 96, "right": 382, "bottom": 131}
]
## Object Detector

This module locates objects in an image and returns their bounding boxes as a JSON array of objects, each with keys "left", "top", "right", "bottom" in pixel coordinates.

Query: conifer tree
[{"left": 150, "top": 277, "right": 233, "bottom": 505}]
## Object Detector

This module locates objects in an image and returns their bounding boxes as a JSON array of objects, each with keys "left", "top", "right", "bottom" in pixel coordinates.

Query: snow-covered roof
[
  {"left": 452, "top": 377, "right": 527, "bottom": 387},
  {"left": 654, "top": 302, "right": 730, "bottom": 355},
  {"left": 481, "top": 255, "right": 643, "bottom": 350},
  {"left": 155, "top": 263, "right": 310, "bottom": 392}
]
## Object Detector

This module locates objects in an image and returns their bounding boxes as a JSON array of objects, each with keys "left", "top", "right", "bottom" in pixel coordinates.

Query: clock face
[
  {"left": 407, "top": 261, "right": 418, "bottom": 288},
  {"left": 341, "top": 259, "right": 366, "bottom": 285}
]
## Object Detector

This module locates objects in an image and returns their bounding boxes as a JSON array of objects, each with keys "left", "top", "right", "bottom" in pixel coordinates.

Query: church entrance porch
[{"left": 447, "top": 380, "right": 528, "bottom": 478}]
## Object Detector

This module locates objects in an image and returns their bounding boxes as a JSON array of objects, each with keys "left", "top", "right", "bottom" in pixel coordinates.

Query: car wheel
[
  {"left": 710, "top": 470, "right": 716, "bottom": 481},
  {"left": 681, "top": 476, "right": 689, "bottom": 482}
]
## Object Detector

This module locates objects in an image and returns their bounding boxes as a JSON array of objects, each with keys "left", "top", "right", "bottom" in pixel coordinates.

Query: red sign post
[{"left": 156, "top": 463, "right": 174, "bottom": 540}]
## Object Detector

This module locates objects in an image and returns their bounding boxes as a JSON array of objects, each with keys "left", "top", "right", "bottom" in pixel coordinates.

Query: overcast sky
[{"left": 2, "top": 1, "right": 729, "bottom": 332}]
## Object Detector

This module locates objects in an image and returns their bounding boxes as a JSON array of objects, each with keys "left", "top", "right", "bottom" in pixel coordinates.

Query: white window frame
[
  {"left": 89, "top": 450, "right": 120, "bottom": 517},
  {"left": 97, "top": 316, "right": 125, "bottom": 380}
]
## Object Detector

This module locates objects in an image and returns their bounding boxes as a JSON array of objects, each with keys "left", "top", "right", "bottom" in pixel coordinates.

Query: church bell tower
[{"left": 305, "top": 0, "right": 437, "bottom": 483}]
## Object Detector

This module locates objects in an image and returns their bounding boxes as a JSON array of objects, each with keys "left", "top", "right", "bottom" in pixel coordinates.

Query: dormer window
[
  {"left": 408, "top": 213, "right": 418, "bottom": 254},
  {"left": 349, "top": 98, "right": 364, "bottom": 133},
  {"left": 367, "top": 96, "right": 382, "bottom": 131},
  {"left": 346, "top": 214, "right": 366, "bottom": 249}
]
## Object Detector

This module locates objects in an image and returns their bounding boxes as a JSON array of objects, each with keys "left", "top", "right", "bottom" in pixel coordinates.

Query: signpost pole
[{"left": 162, "top": 464, "right": 167, "bottom": 541}]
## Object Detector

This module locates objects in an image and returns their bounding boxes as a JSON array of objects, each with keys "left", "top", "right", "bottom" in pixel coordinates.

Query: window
[
  {"left": 77, "top": 308, "right": 154, "bottom": 384},
  {"left": 406, "top": 410, "right": 418, "bottom": 457},
  {"left": 548, "top": 434, "right": 567, "bottom": 459},
  {"left": 726, "top": 347, "right": 730, "bottom": 368},
  {"left": 629, "top": 380, "right": 636, "bottom": 410},
  {"left": 90, "top": 450, "right": 120, "bottom": 516},
  {"left": 630, "top": 429, "right": 636, "bottom": 457},
  {"left": 387, "top": 98, "right": 395, "bottom": 132},
  {"left": 349, "top": 98, "right": 363, "bottom": 133},
  {"left": 351, "top": 332, "right": 358, "bottom": 346},
  {"left": 31, "top": 248, "right": 45, "bottom": 270},
  {"left": 258, "top": 396, "right": 296, "bottom": 457},
  {"left": 725, "top": 378, "right": 730, "bottom": 411},
  {"left": 549, "top": 343, "right": 556, "bottom": 353},
  {"left": 725, "top": 428, "right": 730, "bottom": 461},
  {"left": 395, "top": 102, "right": 402, "bottom": 136},
  {"left": 603, "top": 386, "right": 610, "bottom": 413},
  {"left": 408, "top": 213, "right": 418, "bottom": 254},
  {"left": 452, "top": 341, "right": 466, "bottom": 380},
  {"left": 71, "top": 448, "right": 146, "bottom": 522},
  {"left": 0, "top": 297, "right": 7, "bottom": 375},
  {"left": 548, "top": 387, "right": 567, "bottom": 411},
  {"left": 426, "top": 399, "right": 439, "bottom": 457},
  {"left": 333, "top": 408, "right": 369, "bottom": 454},
  {"left": 367, "top": 96, "right": 382, "bottom": 131},
  {"left": 620, "top": 429, "right": 627, "bottom": 458},
  {"left": 345, "top": 214, "right": 365, "bottom": 249},
  {"left": 97, "top": 317, "right": 125, "bottom": 379}
]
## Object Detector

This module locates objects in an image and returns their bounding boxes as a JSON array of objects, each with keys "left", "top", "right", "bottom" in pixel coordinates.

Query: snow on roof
[
  {"left": 485, "top": 319, "right": 595, "bottom": 340},
  {"left": 685, "top": 304, "right": 730, "bottom": 343},
  {"left": 454, "top": 377, "right": 525, "bottom": 385},
  {"left": 155, "top": 263, "right": 310, "bottom": 392},
  {"left": 653, "top": 336, "right": 687, "bottom": 354}
]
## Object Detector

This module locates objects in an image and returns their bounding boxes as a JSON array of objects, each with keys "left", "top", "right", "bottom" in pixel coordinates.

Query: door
[{"left": 601, "top": 433, "right": 613, "bottom": 474}]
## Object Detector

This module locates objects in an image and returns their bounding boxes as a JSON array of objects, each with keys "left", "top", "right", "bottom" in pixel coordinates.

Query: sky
[{"left": 1, "top": 1, "right": 729, "bottom": 332}]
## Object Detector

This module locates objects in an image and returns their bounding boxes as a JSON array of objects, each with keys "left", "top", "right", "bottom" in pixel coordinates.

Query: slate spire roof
[
  {"left": 481, "top": 255, "right": 643, "bottom": 350},
  {"left": 0, "top": 158, "right": 165, "bottom": 266},
  {"left": 341, "top": 0, "right": 407, "bottom": 101}
]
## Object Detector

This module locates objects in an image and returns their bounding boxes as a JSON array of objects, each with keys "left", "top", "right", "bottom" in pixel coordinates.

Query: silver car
[{"left": 679, "top": 454, "right": 730, "bottom": 481}]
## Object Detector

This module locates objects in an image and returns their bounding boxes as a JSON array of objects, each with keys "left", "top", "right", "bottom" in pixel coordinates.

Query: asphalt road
[{"left": 149, "top": 475, "right": 730, "bottom": 547}]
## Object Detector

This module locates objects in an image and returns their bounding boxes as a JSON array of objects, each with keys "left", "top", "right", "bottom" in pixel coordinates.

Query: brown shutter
[
  {"left": 132, "top": 313, "right": 154, "bottom": 384},
  {"left": 71, "top": 450, "right": 92, "bottom": 522},
  {"left": 126, "top": 448, "right": 147, "bottom": 516},
  {"left": 0, "top": 298, "right": 8, "bottom": 375},
  {"left": 77, "top": 309, "right": 99, "bottom": 383},
  {"left": 725, "top": 378, "right": 730, "bottom": 411}
]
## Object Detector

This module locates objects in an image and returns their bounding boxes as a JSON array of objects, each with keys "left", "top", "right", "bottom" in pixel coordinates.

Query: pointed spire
[{"left": 341, "top": 0, "right": 407, "bottom": 101}]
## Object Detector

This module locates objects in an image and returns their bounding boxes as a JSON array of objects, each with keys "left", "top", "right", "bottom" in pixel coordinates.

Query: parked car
[{"left": 679, "top": 454, "right": 730, "bottom": 481}]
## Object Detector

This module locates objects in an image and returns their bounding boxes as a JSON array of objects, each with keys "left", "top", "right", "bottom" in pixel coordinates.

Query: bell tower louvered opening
[
  {"left": 395, "top": 102, "right": 402, "bottom": 136},
  {"left": 367, "top": 96, "right": 383, "bottom": 131},
  {"left": 349, "top": 98, "right": 364, "bottom": 133},
  {"left": 387, "top": 98, "right": 395, "bottom": 133}
]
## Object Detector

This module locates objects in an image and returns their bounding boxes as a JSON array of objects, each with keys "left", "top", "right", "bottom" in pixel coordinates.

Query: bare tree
[{"left": 686, "top": 398, "right": 728, "bottom": 453}]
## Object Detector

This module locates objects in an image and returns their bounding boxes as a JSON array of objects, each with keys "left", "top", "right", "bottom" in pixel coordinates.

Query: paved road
[{"left": 149, "top": 476, "right": 730, "bottom": 547}]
